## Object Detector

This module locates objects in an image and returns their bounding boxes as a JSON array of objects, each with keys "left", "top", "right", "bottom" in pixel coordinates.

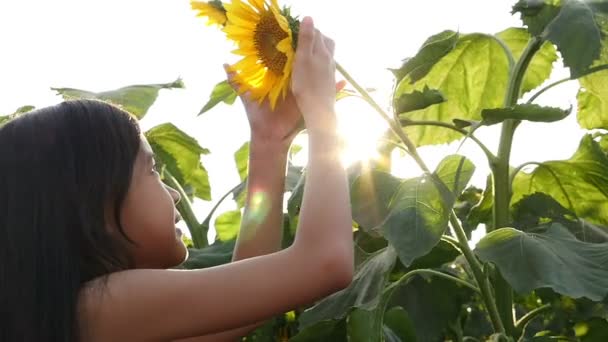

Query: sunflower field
[{"left": 5, "top": 0, "right": 608, "bottom": 340}]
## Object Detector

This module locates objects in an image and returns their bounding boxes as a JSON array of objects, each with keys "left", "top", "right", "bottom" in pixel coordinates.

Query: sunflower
[
  {"left": 191, "top": 0, "right": 227, "bottom": 26},
  {"left": 223, "top": 0, "right": 295, "bottom": 109}
]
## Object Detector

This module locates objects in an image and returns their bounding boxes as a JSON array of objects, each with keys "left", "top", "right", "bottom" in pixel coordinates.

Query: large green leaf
[
  {"left": 350, "top": 170, "right": 401, "bottom": 231},
  {"left": 395, "top": 34, "right": 510, "bottom": 146},
  {"left": 496, "top": 27, "right": 558, "bottom": 94},
  {"left": 234, "top": 142, "right": 249, "bottom": 181},
  {"left": 577, "top": 13, "right": 608, "bottom": 130},
  {"left": 543, "top": 0, "right": 602, "bottom": 78},
  {"left": 146, "top": 123, "right": 211, "bottom": 200},
  {"left": 383, "top": 155, "right": 475, "bottom": 266},
  {"left": 298, "top": 247, "right": 398, "bottom": 329},
  {"left": 52, "top": 79, "right": 184, "bottom": 120},
  {"left": 475, "top": 223, "right": 608, "bottom": 301},
  {"left": 391, "top": 30, "right": 460, "bottom": 85},
  {"left": 214, "top": 210, "right": 241, "bottom": 242},
  {"left": 481, "top": 104, "right": 571, "bottom": 125},
  {"left": 181, "top": 240, "right": 235, "bottom": 269},
  {"left": 512, "top": 0, "right": 562, "bottom": 37},
  {"left": 511, "top": 135, "right": 608, "bottom": 227},
  {"left": 388, "top": 275, "right": 474, "bottom": 342},
  {"left": 198, "top": 80, "right": 238, "bottom": 115}
]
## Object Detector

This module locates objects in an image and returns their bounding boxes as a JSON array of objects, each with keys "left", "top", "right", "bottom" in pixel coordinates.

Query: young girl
[{"left": 0, "top": 17, "right": 354, "bottom": 341}]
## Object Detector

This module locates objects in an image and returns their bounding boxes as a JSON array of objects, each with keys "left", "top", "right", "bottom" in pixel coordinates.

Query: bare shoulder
[{"left": 77, "top": 247, "right": 352, "bottom": 341}]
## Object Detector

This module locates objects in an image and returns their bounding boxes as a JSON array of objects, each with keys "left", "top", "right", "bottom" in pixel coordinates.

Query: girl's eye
[{"left": 152, "top": 163, "right": 161, "bottom": 174}]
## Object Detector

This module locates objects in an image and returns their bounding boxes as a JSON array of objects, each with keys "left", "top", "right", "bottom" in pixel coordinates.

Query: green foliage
[
  {"left": 383, "top": 155, "right": 475, "bottom": 266},
  {"left": 214, "top": 210, "right": 241, "bottom": 241},
  {"left": 298, "top": 247, "right": 398, "bottom": 328},
  {"left": 395, "top": 33, "right": 510, "bottom": 146},
  {"left": 181, "top": 240, "right": 235, "bottom": 269},
  {"left": 52, "top": 79, "right": 184, "bottom": 119},
  {"left": 146, "top": 123, "right": 212, "bottom": 200},
  {"left": 511, "top": 135, "right": 608, "bottom": 227},
  {"left": 394, "top": 86, "right": 445, "bottom": 115},
  {"left": 198, "top": 80, "right": 238, "bottom": 115},
  {"left": 0, "top": 105, "right": 35, "bottom": 126},
  {"left": 543, "top": 1, "right": 602, "bottom": 78},
  {"left": 390, "top": 30, "right": 459, "bottom": 84},
  {"left": 481, "top": 104, "right": 571, "bottom": 125},
  {"left": 476, "top": 223, "right": 608, "bottom": 301},
  {"left": 577, "top": 12, "right": 608, "bottom": 130},
  {"left": 496, "top": 27, "right": 558, "bottom": 95}
]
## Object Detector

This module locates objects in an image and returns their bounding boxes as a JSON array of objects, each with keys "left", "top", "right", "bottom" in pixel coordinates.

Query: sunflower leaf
[
  {"left": 214, "top": 210, "right": 241, "bottom": 242},
  {"left": 394, "top": 34, "right": 510, "bottom": 146},
  {"left": 543, "top": 0, "right": 603, "bottom": 78},
  {"left": 146, "top": 123, "right": 211, "bottom": 201},
  {"left": 496, "top": 27, "right": 557, "bottom": 95},
  {"left": 475, "top": 223, "right": 608, "bottom": 300},
  {"left": 394, "top": 86, "right": 445, "bottom": 115},
  {"left": 511, "top": 135, "right": 608, "bottom": 228},
  {"left": 198, "top": 80, "right": 238, "bottom": 115},
  {"left": 181, "top": 240, "right": 235, "bottom": 270},
  {"left": 383, "top": 155, "right": 475, "bottom": 267},
  {"left": 481, "top": 104, "right": 571, "bottom": 126},
  {"left": 298, "top": 247, "right": 398, "bottom": 329},
  {"left": 512, "top": 0, "right": 562, "bottom": 37},
  {"left": 391, "top": 30, "right": 459, "bottom": 85},
  {"left": 52, "top": 79, "right": 184, "bottom": 120},
  {"left": 577, "top": 12, "right": 608, "bottom": 130}
]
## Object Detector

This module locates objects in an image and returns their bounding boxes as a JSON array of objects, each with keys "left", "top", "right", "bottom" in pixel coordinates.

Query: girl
[{"left": 0, "top": 17, "right": 354, "bottom": 341}]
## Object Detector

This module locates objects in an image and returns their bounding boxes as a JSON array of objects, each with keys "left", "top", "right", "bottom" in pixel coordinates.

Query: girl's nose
[{"left": 165, "top": 185, "right": 181, "bottom": 204}]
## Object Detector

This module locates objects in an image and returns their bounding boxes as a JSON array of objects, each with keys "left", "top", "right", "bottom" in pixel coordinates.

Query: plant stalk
[
  {"left": 163, "top": 171, "right": 205, "bottom": 248},
  {"left": 493, "top": 36, "right": 544, "bottom": 337}
]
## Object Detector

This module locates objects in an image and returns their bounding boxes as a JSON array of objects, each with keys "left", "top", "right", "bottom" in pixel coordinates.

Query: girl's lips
[
  {"left": 175, "top": 212, "right": 183, "bottom": 223},
  {"left": 176, "top": 228, "right": 183, "bottom": 237}
]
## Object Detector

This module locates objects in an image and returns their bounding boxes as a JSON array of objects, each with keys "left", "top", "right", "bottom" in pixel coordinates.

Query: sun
[{"left": 290, "top": 99, "right": 389, "bottom": 169}]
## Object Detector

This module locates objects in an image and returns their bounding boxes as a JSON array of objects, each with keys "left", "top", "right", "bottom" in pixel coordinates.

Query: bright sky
[{"left": 0, "top": 0, "right": 586, "bottom": 242}]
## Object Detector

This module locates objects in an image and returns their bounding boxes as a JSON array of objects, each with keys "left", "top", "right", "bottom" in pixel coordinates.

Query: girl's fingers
[
  {"left": 313, "top": 28, "right": 326, "bottom": 55},
  {"left": 296, "top": 16, "right": 315, "bottom": 57},
  {"left": 336, "top": 80, "right": 347, "bottom": 92},
  {"left": 323, "top": 36, "right": 335, "bottom": 56},
  {"left": 223, "top": 63, "right": 238, "bottom": 90}
]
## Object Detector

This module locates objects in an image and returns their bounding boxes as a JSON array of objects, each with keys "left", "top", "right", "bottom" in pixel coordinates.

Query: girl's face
[{"left": 118, "top": 136, "right": 188, "bottom": 269}]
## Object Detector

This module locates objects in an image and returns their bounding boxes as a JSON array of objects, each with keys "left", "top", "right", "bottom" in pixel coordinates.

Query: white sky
[{"left": 0, "top": 0, "right": 587, "bottom": 241}]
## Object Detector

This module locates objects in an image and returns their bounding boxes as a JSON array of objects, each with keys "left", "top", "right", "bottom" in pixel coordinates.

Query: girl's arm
[{"left": 78, "top": 17, "right": 353, "bottom": 342}]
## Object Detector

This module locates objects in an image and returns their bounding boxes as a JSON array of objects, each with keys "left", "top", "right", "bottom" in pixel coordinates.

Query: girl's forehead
[{"left": 139, "top": 136, "right": 153, "bottom": 155}]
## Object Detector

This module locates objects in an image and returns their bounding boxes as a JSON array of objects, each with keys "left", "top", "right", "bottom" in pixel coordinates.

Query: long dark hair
[{"left": 0, "top": 99, "right": 142, "bottom": 341}]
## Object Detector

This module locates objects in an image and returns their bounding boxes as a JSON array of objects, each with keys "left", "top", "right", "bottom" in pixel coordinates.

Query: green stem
[
  {"left": 336, "top": 61, "right": 506, "bottom": 334},
  {"left": 164, "top": 171, "right": 205, "bottom": 248},
  {"left": 449, "top": 215, "right": 505, "bottom": 334},
  {"left": 509, "top": 161, "right": 541, "bottom": 186},
  {"left": 527, "top": 64, "right": 608, "bottom": 104},
  {"left": 199, "top": 181, "right": 246, "bottom": 244},
  {"left": 400, "top": 119, "right": 496, "bottom": 163},
  {"left": 515, "top": 304, "right": 551, "bottom": 331},
  {"left": 388, "top": 268, "right": 480, "bottom": 294},
  {"left": 493, "top": 36, "right": 543, "bottom": 337}
]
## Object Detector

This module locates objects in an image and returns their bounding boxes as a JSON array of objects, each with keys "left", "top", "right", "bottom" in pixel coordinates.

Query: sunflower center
[{"left": 254, "top": 12, "right": 288, "bottom": 75}]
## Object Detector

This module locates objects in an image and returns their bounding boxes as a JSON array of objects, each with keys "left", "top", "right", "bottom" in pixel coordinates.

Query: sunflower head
[
  {"left": 191, "top": 0, "right": 228, "bottom": 26},
  {"left": 223, "top": 0, "right": 296, "bottom": 109}
]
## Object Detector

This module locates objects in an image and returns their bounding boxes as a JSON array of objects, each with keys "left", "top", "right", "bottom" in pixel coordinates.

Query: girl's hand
[
  {"left": 290, "top": 16, "right": 338, "bottom": 133},
  {"left": 224, "top": 65, "right": 302, "bottom": 147}
]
